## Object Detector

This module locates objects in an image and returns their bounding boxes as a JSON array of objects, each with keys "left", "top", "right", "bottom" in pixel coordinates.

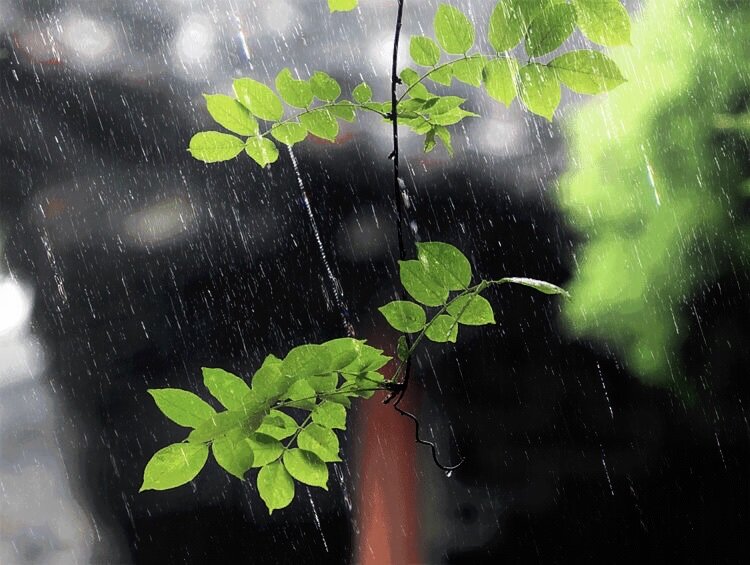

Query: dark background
[{"left": 0, "top": 1, "right": 747, "bottom": 563}]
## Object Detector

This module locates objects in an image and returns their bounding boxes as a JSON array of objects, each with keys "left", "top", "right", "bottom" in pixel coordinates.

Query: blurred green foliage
[{"left": 558, "top": 0, "right": 750, "bottom": 387}]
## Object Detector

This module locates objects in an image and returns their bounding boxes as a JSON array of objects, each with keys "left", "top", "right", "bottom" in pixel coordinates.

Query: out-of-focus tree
[{"left": 558, "top": 0, "right": 750, "bottom": 388}]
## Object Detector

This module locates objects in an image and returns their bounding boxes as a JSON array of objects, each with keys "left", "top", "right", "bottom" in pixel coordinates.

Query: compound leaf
[
  {"left": 271, "top": 122, "right": 308, "bottom": 146},
  {"left": 249, "top": 433, "right": 285, "bottom": 467},
  {"left": 299, "top": 108, "right": 339, "bottom": 141},
  {"left": 310, "top": 71, "right": 341, "bottom": 101},
  {"left": 245, "top": 136, "right": 280, "bottom": 167},
  {"left": 353, "top": 82, "right": 373, "bottom": 103},
  {"left": 574, "top": 0, "right": 631, "bottom": 47},
  {"left": 483, "top": 58, "right": 518, "bottom": 106},
  {"left": 312, "top": 401, "right": 347, "bottom": 430}
]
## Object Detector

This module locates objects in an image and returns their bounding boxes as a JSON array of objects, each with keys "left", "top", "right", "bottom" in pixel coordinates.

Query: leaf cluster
[{"left": 142, "top": 339, "right": 391, "bottom": 513}]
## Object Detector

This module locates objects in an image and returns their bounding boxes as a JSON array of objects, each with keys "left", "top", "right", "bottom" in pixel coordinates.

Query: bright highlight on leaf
[{"left": 502, "top": 277, "right": 571, "bottom": 297}]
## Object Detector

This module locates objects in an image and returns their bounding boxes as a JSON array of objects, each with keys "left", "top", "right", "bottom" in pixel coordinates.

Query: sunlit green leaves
[
  {"left": 257, "top": 460, "right": 294, "bottom": 513},
  {"left": 202, "top": 367, "right": 251, "bottom": 410},
  {"left": 147, "top": 389, "right": 216, "bottom": 428},
  {"left": 270, "top": 122, "right": 307, "bottom": 146},
  {"left": 518, "top": 63, "right": 561, "bottom": 121},
  {"left": 300, "top": 108, "right": 339, "bottom": 141},
  {"left": 234, "top": 78, "right": 284, "bottom": 121},
  {"left": 204, "top": 94, "right": 259, "bottom": 136},
  {"left": 188, "top": 132, "right": 245, "bottom": 163},
  {"left": 446, "top": 294, "right": 495, "bottom": 325},
  {"left": 548, "top": 50, "right": 625, "bottom": 94},
  {"left": 298, "top": 423, "right": 341, "bottom": 462},
  {"left": 257, "top": 410, "right": 298, "bottom": 440},
  {"left": 574, "top": 0, "right": 631, "bottom": 47},
  {"left": 328, "top": 0, "right": 358, "bottom": 12},
  {"left": 410, "top": 36, "right": 441, "bottom": 67},
  {"left": 378, "top": 300, "right": 426, "bottom": 333},
  {"left": 434, "top": 4, "right": 475, "bottom": 54},
  {"left": 502, "top": 276, "right": 570, "bottom": 297},
  {"left": 283, "top": 449, "right": 329, "bottom": 489},
  {"left": 483, "top": 58, "right": 518, "bottom": 106},
  {"left": 275, "top": 68, "right": 314, "bottom": 109},
  {"left": 140, "top": 443, "right": 208, "bottom": 491},
  {"left": 488, "top": 0, "right": 553, "bottom": 52}
]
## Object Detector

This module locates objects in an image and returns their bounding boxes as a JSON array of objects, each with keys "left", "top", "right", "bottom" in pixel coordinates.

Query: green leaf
[
  {"left": 410, "top": 36, "right": 441, "bottom": 67},
  {"left": 299, "top": 108, "right": 339, "bottom": 141},
  {"left": 400, "top": 68, "right": 431, "bottom": 99},
  {"left": 429, "top": 107, "right": 478, "bottom": 126},
  {"left": 270, "top": 122, "right": 308, "bottom": 147},
  {"left": 434, "top": 4, "right": 475, "bottom": 54},
  {"left": 378, "top": 300, "right": 426, "bottom": 333},
  {"left": 140, "top": 443, "right": 208, "bottom": 492},
  {"left": 212, "top": 429, "right": 254, "bottom": 479},
  {"left": 429, "top": 65, "right": 453, "bottom": 86},
  {"left": 252, "top": 355, "right": 290, "bottom": 402},
  {"left": 284, "top": 379, "right": 318, "bottom": 410},
  {"left": 488, "top": 0, "right": 555, "bottom": 52},
  {"left": 502, "top": 276, "right": 570, "bottom": 297},
  {"left": 233, "top": 78, "right": 284, "bottom": 121},
  {"left": 574, "top": 0, "right": 631, "bottom": 47},
  {"left": 188, "top": 409, "right": 263, "bottom": 443},
  {"left": 257, "top": 410, "right": 298, "bottom": 440},
  {"left": 203, "top": 94, "right": 259, "bottom": 136},
  {"left": 483, "top": 58, "right": 518, "bottom": 106},
  {"left": 446, "top": 294, "right": 495, "bottom": 325},
  {"left": 525, "top": 3, "right": 577, "bottom": 57},
  {"left": 425, "top": 96, "right": 465, "bottom": 116},
  {"left": 518, "top": 63, "right": 560, "bottom": 121},
  {"left": 282, "top": 344, "right": 333, "bottom": 378},
  {"left": 341, "top": 344, "right": 391, "bottom": 375},
  {"left": 310, "top": 71, "right": 341, "bottom": 101},
  {"left": 329, "top": 101, "right": 357, "bottom": 122},
  {"left": 275, "top": 68, "right": 313, "bottom": 108},
  {"left": 147, "top": 388, "right": 216, "bottom": 428},
  {"left": 352, "top": 82, "right": 373, "bottom": 104},
  {"left": 248, "top": 433, "right": 284, "bottom": 467},
  {"left": 245, "top": 136, "right": 280, "bottom": 167},
  {"left": 297, "top": 423, "right": 341, "bottom": 462},
  {"left": 283, "top": 449, "right": 328, "bottom": 489},
  {"left": 417, "top": 241, "right": 472, "bottom": 291},
  {"left": 452, "top": 57, "right": 485, "bottom": 87},
  {"left": 397, "top": 336, "right": 410, "bottom": 362},
  {"left": 312, "top": 401, "right": 347, "bottom": 430},
  {"left": 202, "top": 367, "right": 251, "bottom": 410},
  {"left": 257, "top": 460, "right": 294, "bottom": 514},
  {"left": 305, "top": 373, "right": 338, "bottom": 394},
  {"left": 399, "top": 260, "right": 449, "bottom": 307},
  {"left": 188, "top": 132, "right": 245, "bottom": 163},
  {"left": 321, "top": 337, "right": 362, "bottom": 370},
  {"left": 548, "top": 50, "right": 626, "bottom": 94},
  {"left": 435, "top": 126, "right": 453, "bottom": 155},
  {"left": 425, "top": 314, "right": 459, "bottom": 343},
  {"left": 328, "top": 0, "right": 358, "bottom": 12}
]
